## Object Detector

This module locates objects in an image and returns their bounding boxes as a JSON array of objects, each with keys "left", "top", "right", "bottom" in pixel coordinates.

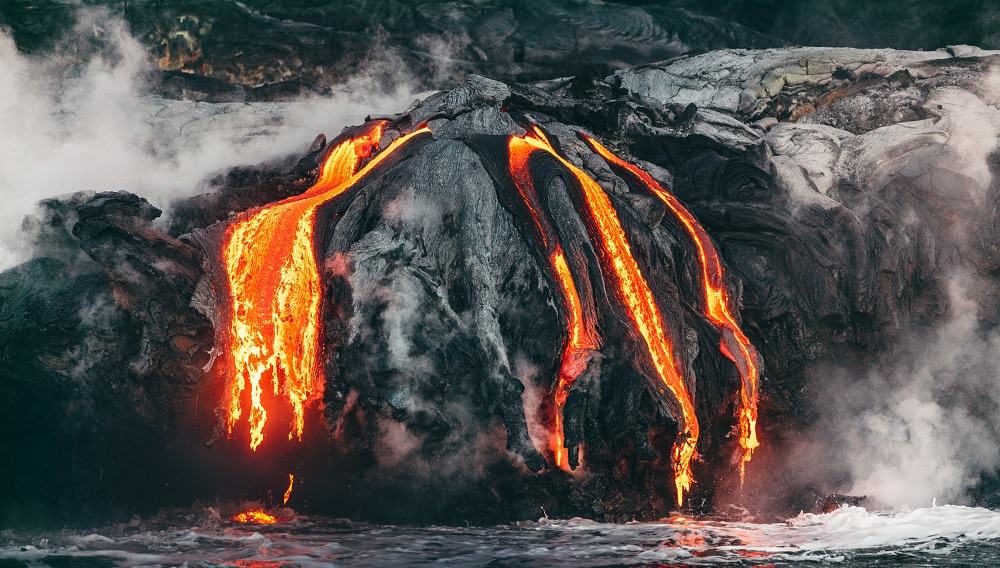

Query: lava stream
[
  {"left": 222, "top": 122, "right": 430, "bottom": 450},
  {"left": 582, "top": 134, "right": 760, "bottom": 481},
  {"left": 231, "top": 509, "right": 278, "bottom": 524},
  {"left": 283, "top": 473, "right": 295, "bottom": 505},
  {"left": 512, "top": 127, "right": 699, "bottom": 505},
  {"left": 508, "top": 136, "right": 599, "bottom": 470}
]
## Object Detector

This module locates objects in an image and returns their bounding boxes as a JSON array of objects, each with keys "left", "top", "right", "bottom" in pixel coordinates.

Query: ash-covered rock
[{"left": 3, "top": 46, "right": 1000, "bottom": 526}]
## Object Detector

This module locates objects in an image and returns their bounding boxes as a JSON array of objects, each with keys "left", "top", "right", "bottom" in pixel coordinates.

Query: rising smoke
[
  {"left": 0, "top": 7, "right": 425, "bottom": 269},
  {"left": 809, "top": 278, "right": 1000, "bottom": 508},
  {"left": 784, "top": 78, "right": 1000, "bottom": 509}
]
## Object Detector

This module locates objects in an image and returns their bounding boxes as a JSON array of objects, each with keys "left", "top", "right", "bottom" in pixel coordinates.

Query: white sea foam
[{"left": 2, "top": 506, "right": 998, "bottom": 566}]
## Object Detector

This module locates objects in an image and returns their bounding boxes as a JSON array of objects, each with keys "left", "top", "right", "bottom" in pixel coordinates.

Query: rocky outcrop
[
  {"left": 2, "top": 46, "right": 999, "bottom": 526},
  {"left": 2, "top": 0, "right": 781, "bottom": 101}
]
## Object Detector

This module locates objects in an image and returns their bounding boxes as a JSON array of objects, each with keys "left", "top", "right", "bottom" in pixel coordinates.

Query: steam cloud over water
[
  {"left": 804, "top": 279, "right": 1000, "bottom": 508},
  {"left": 784, "top": 78, "right": 1000, "bottom": 508},
  {"left": 0, "top": 8, "right": 424, "bottom": 269}
]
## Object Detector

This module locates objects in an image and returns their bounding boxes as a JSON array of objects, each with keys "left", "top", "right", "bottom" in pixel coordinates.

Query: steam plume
[{"left": 0, "top": 8, "right": 424, "bottom": 268}]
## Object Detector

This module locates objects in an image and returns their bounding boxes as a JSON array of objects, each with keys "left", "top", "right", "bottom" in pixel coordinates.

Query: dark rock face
[
  {"left": 1, "top": 0, "right": 780, "bottom": 101},
  {"left": 2, "top": 47, "right": 1000, "bottom": 526},
  {"left": 0, "top": 193, "right": 213, "bottom": 523},
  {"left": 8, "top": 2, "right": 1000, "bottom": 102},
  {"left": 659, "top": 0, "right": 1000, "bottom": 53}
]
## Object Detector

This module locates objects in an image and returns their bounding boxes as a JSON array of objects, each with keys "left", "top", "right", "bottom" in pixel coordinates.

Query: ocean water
[{"left": 2, "top": 505, "right": 1000, "bottom": 567}]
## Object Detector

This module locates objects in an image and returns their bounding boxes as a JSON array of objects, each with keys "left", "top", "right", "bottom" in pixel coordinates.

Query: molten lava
[
  {"left": 231, "top": 509, "right": 278, "bottom": 524},
  {"left": 283, "top": 473, "right": 295, "bottom": 506},
  {"left": 512, "top": 127, "right": 699, "bottom": 505},
  {"left": 582, "top": 134, "right": 761, "bottom": 481},
  {"left": 508, "top": 136, "right": 599, "bottom": 470},
  {"left": 222, "top": 122, "right": 430, "bottom": 450}
]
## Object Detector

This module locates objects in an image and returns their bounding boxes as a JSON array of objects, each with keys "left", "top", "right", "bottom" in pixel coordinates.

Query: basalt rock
[
  {"left": 1, "top": 0, "right": 781, "bottom": 101},
  {"left": 2, "top": 46, "right": 1000, "bottom": 526}
]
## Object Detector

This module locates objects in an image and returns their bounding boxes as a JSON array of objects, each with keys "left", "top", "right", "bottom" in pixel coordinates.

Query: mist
[
  {"left": 801, "top": 278, "right": 1000, "bottom": 508},
  {"left": 781, "top": 77, "right": 1000, "bottom": 509},
  {"left": 0, "top": 8, "right": 425, "bottom": 269}
]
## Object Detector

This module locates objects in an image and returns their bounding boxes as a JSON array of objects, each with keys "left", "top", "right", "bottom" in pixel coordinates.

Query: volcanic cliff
[{"left": 3, "top": 45, "right": 1000, "bottom": 526}]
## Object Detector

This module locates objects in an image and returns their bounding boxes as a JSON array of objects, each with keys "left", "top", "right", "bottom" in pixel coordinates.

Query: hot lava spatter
[
  {"left": 230, "top": 509, "right": 278, "bottom": 525},
  {"left": 582, "top": 134, "right": 761, "bottom": 482},
  {"left": 222, "top": 121, "right": 430, "bottom": 450},
  {"left": 510, "top": 127, "right": 700, "bottom": 505},
  {"left": 508, "top": 135, "right": 600, "bottom": 471}
]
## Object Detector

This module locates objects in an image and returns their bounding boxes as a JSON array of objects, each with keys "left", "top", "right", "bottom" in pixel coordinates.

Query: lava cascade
[
  {"left": 222, "top": 122, "right": 430, "bottom": 450},
  {"left": 511, "top": 127, "right": 699, "bottom": 505},
  {"left": 508, "top": 136, "right": 600, "bottom": 470},
  {"left": 582, "top": 134, "right": 761, "bottom": 480},
  {"left": 283, "top": 474, "right": 295, "bottom": 505}
]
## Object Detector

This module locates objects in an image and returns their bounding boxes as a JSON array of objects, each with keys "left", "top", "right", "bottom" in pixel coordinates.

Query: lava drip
[
  {"left": 222, "top": 121, "right": 431, "bottom": 451},
  {"left": 582, "top": 134, "right": 761, "bottom": 482},
  {"left": 508, "top": 136, "right": 599, "bottom": 470},
  {"left": 283, "top": 473, "right": 295, "bottom": 505},
  {"left": 512, "top": 127, "right": 699, "bottom": 505}
]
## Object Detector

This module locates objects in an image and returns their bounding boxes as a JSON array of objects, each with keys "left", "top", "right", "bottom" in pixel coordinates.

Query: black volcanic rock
[
  {"left": 1, "top": 0, "right": 781, "bottom": 101},
  {"left": 10, "top": 1, "right": 1000, "bottom": 103},
  {"left": 2, "top": 47, "right": 1000, "bottom": 526}
]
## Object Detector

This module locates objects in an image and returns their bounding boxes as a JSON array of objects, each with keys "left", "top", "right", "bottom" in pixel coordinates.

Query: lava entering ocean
[
  {"left": 219, "top": 116, "right": 757, "bottom": 507},
  {"left": 222, "top": 122, "right": 430, "bottom": 450},
  {"left": 508, "top": 134, "right": 600, "bottom": 471},
  {"left": 509, "top": 126, "right": 699, "bottom": 505},
  {"left": 582, "top": 134, "right": 761, "bottom": 481}
]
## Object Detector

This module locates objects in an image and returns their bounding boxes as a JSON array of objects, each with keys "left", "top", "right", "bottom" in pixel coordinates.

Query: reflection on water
[{"left": 1, "top": 505, "right": 999, "bottom": 567}]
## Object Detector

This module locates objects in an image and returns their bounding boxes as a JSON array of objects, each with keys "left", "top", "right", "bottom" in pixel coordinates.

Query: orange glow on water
[
  {"left": 230, "top": 509, "right": 278, "bottom": 524},
  {"left": 512, "top": 127, "right": 699, "bottom": 505},
  {"left": 508, "top": 135, "right": 599, "bottom": 470},
  {"left": 582, "top": 134, "right": 761, "bottom": 482},
  {"left": 222, "top": 122, "right": 430, "bottom": 450}
]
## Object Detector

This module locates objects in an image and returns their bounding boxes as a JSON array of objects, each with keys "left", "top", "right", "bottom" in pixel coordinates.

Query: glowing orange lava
[
  {"left": 582, "top": 134, "right": 760, "bottom": 482},
  {"left": 508, "top": 136, "right": 599, "bottom": 470},
  {"left": 512, "top": 127, "right": 699, "bottom": 505},
  {"left": 282, "top": 473, "right": 295, "bottom": 506},
  {"left": 230, "top": 508, "right": 278, "bottom": 524},
  {"left": 222, "top": 122, "right": 430, "bottom": 450}
]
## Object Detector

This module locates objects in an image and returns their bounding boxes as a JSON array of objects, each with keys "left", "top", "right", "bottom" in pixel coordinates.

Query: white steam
[
  {"left": 814, "top": 278, "right": 1000, "bottom": 508},
  {"left": 786, "top": 76, "right": 1000, "bottom": 508},
  {"left": 0, "top": 8, "right": 425, "bottom": 268}
]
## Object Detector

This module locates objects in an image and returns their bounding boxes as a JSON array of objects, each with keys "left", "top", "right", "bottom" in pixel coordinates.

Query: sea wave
[{"left": 2, "top": 505, "right": 999, "bottom": 566}]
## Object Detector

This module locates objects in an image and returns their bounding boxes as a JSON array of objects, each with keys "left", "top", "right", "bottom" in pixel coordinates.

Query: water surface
[{"left": 3, "top": 505, "right": 999, "bottom": 566}]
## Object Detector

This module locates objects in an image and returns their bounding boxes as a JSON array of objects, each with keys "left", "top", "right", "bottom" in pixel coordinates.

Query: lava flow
[
  {"left": 508, "top": 135, "right": 599, "bottom": 470},
  {"left": 231, "top": 509, "right": 278, "bottom": 525},
  {"left": 222, "top": 121, "right": 430, "bottom": 450},
  {"left": 283, "top": 474, "right": 295, "bottom": 506},
  {"left": 582, "top": 134, "right": 761, "bottom": 481},
  {"left": 512, "top": 127, "right": 699, "bottom": 505}
]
